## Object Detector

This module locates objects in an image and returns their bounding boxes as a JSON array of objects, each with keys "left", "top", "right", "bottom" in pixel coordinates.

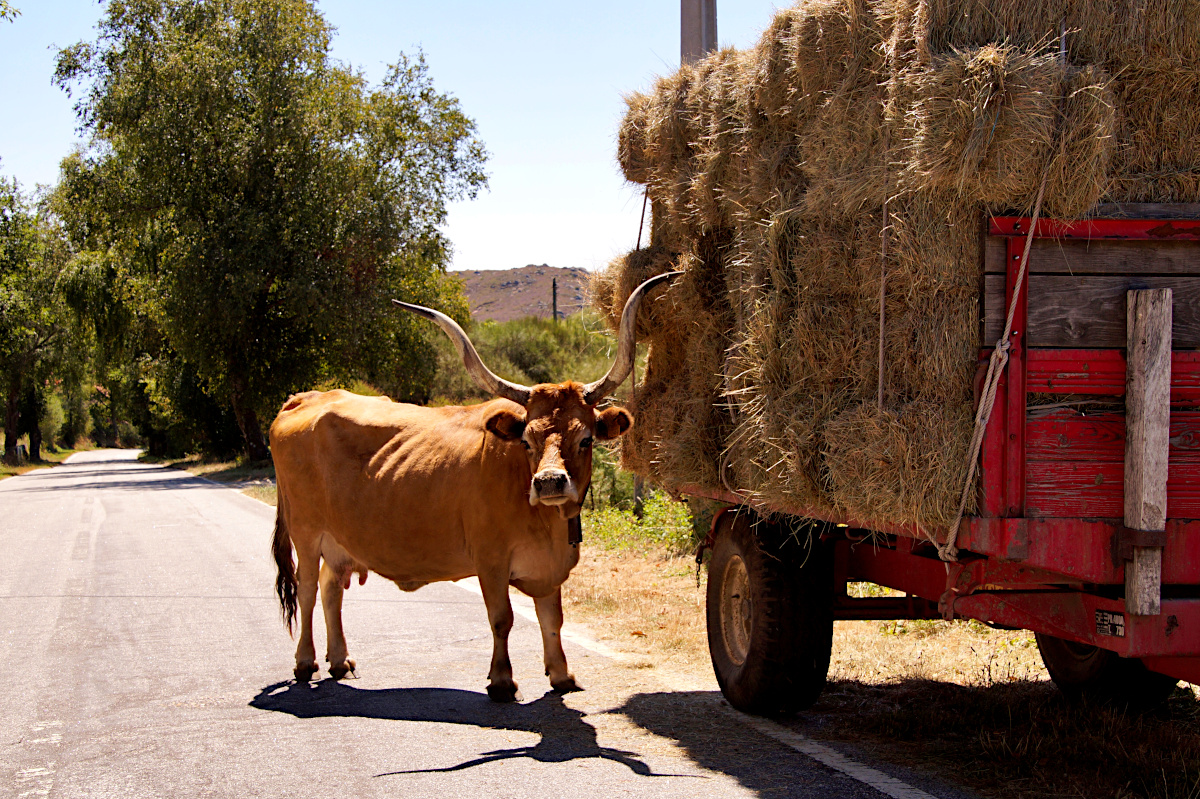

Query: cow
[{"left": 269, "top": 271, "right": 678, "bottom": 701}]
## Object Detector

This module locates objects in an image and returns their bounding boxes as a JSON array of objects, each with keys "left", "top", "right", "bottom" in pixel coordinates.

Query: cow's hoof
[
  {"left": 294, "top": 662, "right": 319, "bottom": 682},
  {"left": 329, "top": 659, "right": 356, "bottom": 680},
  {"left": 551, "top": 676, "right": 583, "bottom": 694},
  {"left": 487, "top": 682, "right": 521, "bottom": 703}
]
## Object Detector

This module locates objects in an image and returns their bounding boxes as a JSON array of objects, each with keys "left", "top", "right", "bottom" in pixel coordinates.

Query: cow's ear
[
  {"left": 595, "top": 406, "right": 632, "bottom": 441},
  {"left": 485, "top": 408, "right": 526, "bottom": 441}
]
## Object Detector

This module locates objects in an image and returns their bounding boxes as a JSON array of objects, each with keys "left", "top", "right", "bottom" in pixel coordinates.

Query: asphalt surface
[{"left": 0, "top": 450, "right": 968, "bottom": 798}]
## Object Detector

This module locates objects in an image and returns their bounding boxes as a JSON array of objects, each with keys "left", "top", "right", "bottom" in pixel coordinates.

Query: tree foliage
[
  {"left": 54, "top": 0, "right": 486, "bottom": 458},
  {"left": 0, "top": 179, "right": 76, "bottom": 462}
]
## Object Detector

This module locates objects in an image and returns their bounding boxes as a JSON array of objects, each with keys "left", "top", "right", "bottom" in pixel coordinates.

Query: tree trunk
[
  {"left": 4, "top": 372, "right": 20, "bottom": 465},
  {"left": 230, "top": 376, "right": 269, "bottom": 461},
  {"left": 28, "top": 424, "right": 41, "bottom": 463}
]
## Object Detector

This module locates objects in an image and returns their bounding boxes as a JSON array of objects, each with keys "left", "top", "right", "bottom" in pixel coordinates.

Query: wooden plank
[
  {"left": 1025, "top": 411, "right": 1200, "bottom": 465},
  {"left": 983, "top": 238, "right": 1200, "bottom": 276},
  {"left": 1090, "top": 203, "right": 1200, "bottom": 220},
  {"left": 982, "top": 274, "right": 1005, "bottom": 340},
  {"left": 1005, "top": 237, "right": 1027, "bottom": 517},
  {"left": 1024, "top": 461, "right": 1200, "bottom": 518},
  {"left": 1025, "top": 350, "right": 1200, "bottom": 400},
  {"left": 982, "top": 275, "right": 1200, "bottom": 347},
  {"left": 984, "top": 237, "right": 1008, "bottom": 274},
  {"left": 979, "top": 370, "right": 1008, "bottom": 517},
  {"left": 1125, "top": 289, "right": 1171, "bottom": 616}
]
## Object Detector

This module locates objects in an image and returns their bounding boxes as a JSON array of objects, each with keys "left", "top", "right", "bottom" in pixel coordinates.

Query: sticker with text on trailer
[{"left": 1095, "top": 610, "right": 1126, "bottom": 638}]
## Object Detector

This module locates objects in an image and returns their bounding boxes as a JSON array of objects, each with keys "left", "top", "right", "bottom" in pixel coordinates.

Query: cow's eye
[
  {"left": 521, "top": 439, "right": 532, "bottom": 451},
  {"left": 580, "top": 437, "right": 593, "bottom": 451}
]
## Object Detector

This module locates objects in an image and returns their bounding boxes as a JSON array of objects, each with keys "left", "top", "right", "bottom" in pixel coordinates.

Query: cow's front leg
[
  {"left": 293, "top": 551, "right": 320, "bottom": 682},
  {"left": 319, "top": 562, "right": 355, "bottom": 679},
  {"left": 534, "top": 587, "right": 580, "bottom": 693},
  {"left": 478, "top": 569, "right": 519, "bottom": 702}
]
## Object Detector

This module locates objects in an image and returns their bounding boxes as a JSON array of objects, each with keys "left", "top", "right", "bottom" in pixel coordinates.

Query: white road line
[
  {"left": 733, "top": 713, "right": 939, "bottom": 799},
  {"left": 452, "top": 577, "right": 941, "bottom": 799}
]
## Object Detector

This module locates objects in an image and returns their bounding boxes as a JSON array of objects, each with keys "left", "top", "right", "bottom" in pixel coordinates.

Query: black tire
[
  {"left": 1035, "top": 633, "right": 1179, "bottom": 707},
  {"left": 705, "top": 512, "right": 833, "bottom": 716}
]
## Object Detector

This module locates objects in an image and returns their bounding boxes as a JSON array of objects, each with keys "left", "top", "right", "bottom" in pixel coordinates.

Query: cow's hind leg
[
  {"left": 319, "top": 560, "right": 356, "bottom": 679},
  {"left": 478, "top": 569, "right": 520, "bottom": 702},
  {"left": 293, "top": 548, "right": 320, "bottom": 682},
  {"left": 534, "top": 587, "right": 580, "bottom": 693}
]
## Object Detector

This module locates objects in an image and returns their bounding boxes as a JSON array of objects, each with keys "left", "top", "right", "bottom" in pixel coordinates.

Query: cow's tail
[{"left": 272, "top": 490, "right": 298, "bottom": 637}]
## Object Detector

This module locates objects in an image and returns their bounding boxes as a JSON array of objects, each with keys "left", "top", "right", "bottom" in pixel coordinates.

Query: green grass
[
  {"left": 0, "top": 447, "right": 85, "bottom": 480},
  {"left": 582, "top": 491, "right": 696, "bottom": 556}
]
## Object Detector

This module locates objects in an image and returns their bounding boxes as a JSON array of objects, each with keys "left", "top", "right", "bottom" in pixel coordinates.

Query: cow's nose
[{"left": 533, "top": 469, "right": 569, "bottom": 497}]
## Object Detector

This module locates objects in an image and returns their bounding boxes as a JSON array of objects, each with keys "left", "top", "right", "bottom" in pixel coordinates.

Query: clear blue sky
[{"left": 0, "top": 1, "right": 782, "bottom": 271}]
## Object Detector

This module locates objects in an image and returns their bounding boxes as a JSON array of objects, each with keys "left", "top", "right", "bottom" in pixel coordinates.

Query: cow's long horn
[
  {"left": 582, "top": 270, "right": 683, "bottom": 406},
  {"left": 392, "top": 300, "right": 532, "bottom": 406}
]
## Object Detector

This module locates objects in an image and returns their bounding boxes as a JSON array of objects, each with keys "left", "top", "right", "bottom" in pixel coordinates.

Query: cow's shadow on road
[{"left": 250, "top": 680, "right": 691, "bottom": 778}]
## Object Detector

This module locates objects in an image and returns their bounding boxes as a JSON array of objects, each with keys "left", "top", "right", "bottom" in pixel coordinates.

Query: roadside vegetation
[
  {"left": 3, "top": 0, "right": 485, "bottom": 466},
  {"left": 0, "top": 443, "right": 83, "bottom": 480}
]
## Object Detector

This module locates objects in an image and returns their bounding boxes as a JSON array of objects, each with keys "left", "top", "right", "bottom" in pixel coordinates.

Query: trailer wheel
[
  {"left": 1035, "top": 633, "right": 1178, "bottom": 706},
  {"left": 706, "top": 512, "right": 833, "bottom": 716}
]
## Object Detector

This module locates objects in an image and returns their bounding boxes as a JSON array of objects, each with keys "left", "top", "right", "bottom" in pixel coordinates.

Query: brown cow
[{"left": 269, "top": 272, "right": 678, "bottom": 701}]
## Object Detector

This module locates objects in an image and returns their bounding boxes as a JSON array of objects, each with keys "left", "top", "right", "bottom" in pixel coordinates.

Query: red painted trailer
[{"left": 688, "top": 205, "right": 1200, "bottom": 715}]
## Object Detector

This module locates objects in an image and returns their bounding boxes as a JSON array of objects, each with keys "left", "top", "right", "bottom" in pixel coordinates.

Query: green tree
[
  {"left": 54, "top": 0, "right": 486, "bottom": 459},
  {"left": 0, "top": 179, "right": 74, "bottom": 463},
  {"left": 1, "top": 2, "right": 19, "bottom": 22}
]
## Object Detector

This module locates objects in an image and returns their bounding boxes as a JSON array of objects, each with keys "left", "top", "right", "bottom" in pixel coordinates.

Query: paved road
[{"left": 0, "top": 451, "right": 966, "bottom": 798}]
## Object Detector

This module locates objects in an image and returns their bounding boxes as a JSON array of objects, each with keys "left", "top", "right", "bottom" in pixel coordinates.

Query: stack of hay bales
[{"left": 594, "top": 0, "right": 1198, "bottom": 536}]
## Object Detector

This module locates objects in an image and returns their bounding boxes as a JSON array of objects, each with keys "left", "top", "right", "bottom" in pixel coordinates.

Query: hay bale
[
  {"left": 916, "top": 0, "right": 1117, "bottom": 64},
  {"left": 688, "top": 48, "right": 752, "bottom": 232},
  {"left": 618, "top": 91, "right": 654, "bottom": 185},
  {"left": 597, "top": 0, "right": 1200, "bottom": 532},
  {"left": 642, "top": 66, "right": 703, "bottom": 236},
  {"left": 1107, "top": 66, "right": 1200, "bottom": 203},
  {"left": 606, "top": 250, "right": 733, "bottom": 489},
  {"left": 590, "top": 246, "right": 680, "bottom": 336},
  {"left": 1043, "top": 64, "right": 1116, "bottom": 218},
  {"left": 906, "top": 43, "right": 1060, "bottom": 203},
  {"left": 823, "top": 399, "right": 975, "bottom": 530}
]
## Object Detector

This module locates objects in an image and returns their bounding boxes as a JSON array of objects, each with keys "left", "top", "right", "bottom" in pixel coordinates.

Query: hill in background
[{"left": 458, "top": 264, "right": 590, "bottom": 323}]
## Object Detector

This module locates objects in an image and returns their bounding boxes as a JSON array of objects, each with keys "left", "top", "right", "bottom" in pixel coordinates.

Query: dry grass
[
  {"left": 564, "top": 540, "right": 1049, "bottom": 693},
  {"left": 562, "top": 549, "right": 710, "bottom": 676},
  {"left": 561, "top": 535, "right": 1200, "bottom": 799},
  {"left": 0, "top": 446, "right": 85, "bottom": 480},
  {"left": 148, "top": 454, "right": 278, "bottom": 505}
]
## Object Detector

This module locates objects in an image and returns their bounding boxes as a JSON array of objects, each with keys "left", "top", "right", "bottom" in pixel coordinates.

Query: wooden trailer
[{"left": 687, "top": 205, "right": 1200, "bottom": 716}]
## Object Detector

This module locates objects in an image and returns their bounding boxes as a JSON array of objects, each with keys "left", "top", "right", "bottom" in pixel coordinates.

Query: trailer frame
[{"left": 689, "top": 210, "right": 1200, "bottom": 693}]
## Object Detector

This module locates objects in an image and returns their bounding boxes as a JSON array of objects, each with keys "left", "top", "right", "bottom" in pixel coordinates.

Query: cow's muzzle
[{"left": 529, "top": 468, "right": 579, "bottom": 508}]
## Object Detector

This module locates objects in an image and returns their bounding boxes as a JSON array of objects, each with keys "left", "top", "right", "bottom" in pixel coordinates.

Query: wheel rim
[{"left": 720, "top": 554, "right": 752, "bottom": 666}]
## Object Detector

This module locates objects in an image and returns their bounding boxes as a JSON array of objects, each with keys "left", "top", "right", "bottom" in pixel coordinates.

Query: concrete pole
[{"left": 681, "top": 0, "right": 717, "bottom": 65}]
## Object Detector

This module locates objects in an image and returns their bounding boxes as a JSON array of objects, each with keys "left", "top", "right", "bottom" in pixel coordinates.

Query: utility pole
[
  {"left": 552, "top": 278, "right": 558, "bottom": 323},
  {"left": 681, "top": 0, "right": 717, "bottom": 64}
]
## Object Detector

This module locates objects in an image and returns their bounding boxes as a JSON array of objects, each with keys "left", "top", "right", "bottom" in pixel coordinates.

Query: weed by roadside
[
  {"left": 583, "top": 491, "right": 694, "bottom": 556},
  {"left": 145, "top": 453, "right": 277, "bottom": 504},
  {"left": 0, "top": 447, "right": 84, "bottom": 480}
]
